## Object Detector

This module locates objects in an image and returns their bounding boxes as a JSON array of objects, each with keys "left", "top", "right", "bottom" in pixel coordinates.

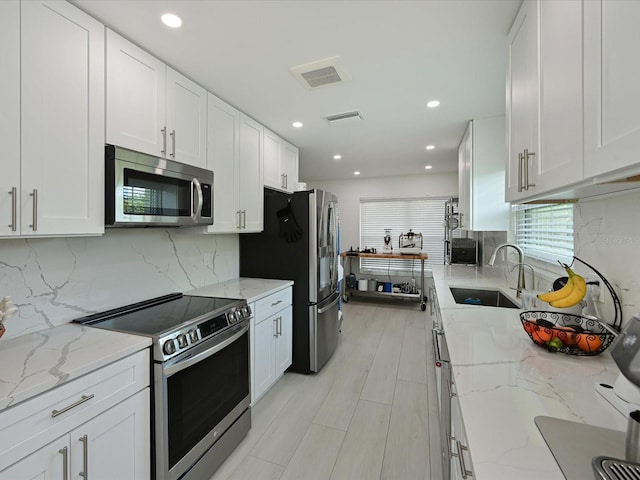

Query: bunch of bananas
[{"left": 537, "top": 264, "right": 587, "bottom": 308}]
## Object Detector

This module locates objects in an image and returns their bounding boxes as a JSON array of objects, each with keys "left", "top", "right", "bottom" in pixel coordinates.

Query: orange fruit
[
  {"left": 531, "top": 325, "right": 553, "bottom": 345},
  {"left": 523, "top": 320, "right": 536, "bottom": 335},
  {"left": 576, "top": 333, "right": 603, "bottom": 353},
  {"left": 555, "top": 326, "right": 578, "bottom": 346}
]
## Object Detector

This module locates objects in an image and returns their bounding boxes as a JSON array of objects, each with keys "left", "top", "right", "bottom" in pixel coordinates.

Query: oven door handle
[{"left": 164, "top": 322, "right": 248, "bottom": 376}]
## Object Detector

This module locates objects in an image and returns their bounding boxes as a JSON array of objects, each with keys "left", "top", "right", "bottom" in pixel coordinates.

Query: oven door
[{"left": 154, "top": 322, "right": 250, "bottom": 480}]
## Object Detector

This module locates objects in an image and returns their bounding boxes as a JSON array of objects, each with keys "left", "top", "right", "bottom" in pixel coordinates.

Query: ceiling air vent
[
  {"left": 290, "top": 56, "right": 351, "bottom": 90},
  {"left": 324, "top": 110, "right": 363, "bottom": 125}
]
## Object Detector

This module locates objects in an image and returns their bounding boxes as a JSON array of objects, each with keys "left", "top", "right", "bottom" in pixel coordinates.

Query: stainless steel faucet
[{"left": 488, "top": 243, "right": 526, "bottom": 297}]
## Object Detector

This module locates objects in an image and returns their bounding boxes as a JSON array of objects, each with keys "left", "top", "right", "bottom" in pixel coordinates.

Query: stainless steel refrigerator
[{"left": 240, "top": 188, "right": 340, "bottom": 373}]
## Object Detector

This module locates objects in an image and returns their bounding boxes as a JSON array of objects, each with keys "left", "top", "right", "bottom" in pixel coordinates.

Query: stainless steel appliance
[
  {"left": 443, "top": 197, "right": 460, "bottom": 264},
  {"left": 75, "top": 293, "right": 251, "bottom": 480},
  {"left": 398, "top": 229, "right": 423, "bottom": 255},
  {"left": 105, "top": 145, "right": 213, "bottom": 227},
  {"left": 240, "top": 188, "right": 340, "bottom": 373}
]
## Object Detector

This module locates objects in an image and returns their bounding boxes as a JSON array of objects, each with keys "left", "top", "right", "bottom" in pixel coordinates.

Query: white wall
[
  {"left": 308, "top": 173, "right": 459, "bottom": 252},
  {"left": 0, "top": 230, "right": 239, "bottom": 339}
]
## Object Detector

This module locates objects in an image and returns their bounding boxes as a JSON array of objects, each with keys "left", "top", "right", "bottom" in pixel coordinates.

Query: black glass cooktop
[{"left": 75, "top": 293, "right": 240, "bottom": 336}]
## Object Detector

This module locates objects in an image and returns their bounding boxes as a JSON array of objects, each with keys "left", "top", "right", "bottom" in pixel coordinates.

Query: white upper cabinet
[
  {"left": 0, "top": 1, "right": 20, "bottom": 237},
  {"left": 281, "top": 141, "right": 299, "bottom": 192},
  {"left": 506, "top": 0, "right": 538, "bottom": 202},
  {"left": 583, "top": 0, "right": 640, "bottom": 179},
  {"left": 106, "top": 30, "right": 207, "bottom": 168},
  {"left": 458, "top": 118, "right": 509, "bottom": 231},
  {"left": 239, "top": 114, "right": 264, "bottom": 232},
  {"left": 206, "top": 93, "right": 241, "bottom": 233},
  {"left": 506, "top": 0, "right": 583, "bottom": 202},
  {"left": 0, "top": 0, "right": 104, "bottom": 238},
  {"left": 166, "top": 67, "right": 207, "bottom": 168},
  {"left": 263, "top": 129, "right": 299, "bottom": 193}
]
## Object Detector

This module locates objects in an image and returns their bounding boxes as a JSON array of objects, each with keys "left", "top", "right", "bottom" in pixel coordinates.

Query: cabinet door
[
  {"left": 238, "top": 114, "right": 264, "bottom": 232},
  {"left": 252, "top": 316, "right": 276, "bottom": 404},
  {"left": 584, "top": 1, "right": 640, "bottom": 178},
  {"left": 0, "top": 435, "right": 69, "bottom": 480},
  {"left": 0, "top": 0, "right": 20, "bottom": 237},
  {"left": 457, "top": 121, "right": 472, "bottom": 230},
  {"left": 506, "top": 0, "right": 538, "bottom": 201},
  {"left": 281, "top": 142, "right": 299, "bottom": 192},
  {"left": 21, "top": 0, "right": 105, "bottom": 236},
  {"left": 207, "top": 93, "right": 240, "bottom": 233},
  {"left": 263, "top": 129, "right": 282, "bottom": 190},
  {"left": 71, "top": 389, "right": 150, "bottom": 480},
  {"left": 106, "top": 29, "right": 166, "bottom": 157},
  {"left": 166, "top": 67, "right": 207, "bottom": 168},
  {"left": 274, "top": 306, "right": 293, "bottom": 376},
  {"left": 537, "top": 0, "right": 583, "bottom": 192}
]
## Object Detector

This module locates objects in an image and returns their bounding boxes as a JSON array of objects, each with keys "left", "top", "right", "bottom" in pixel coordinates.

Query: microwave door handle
[{"left": 192, "top": 178, "right": 204, "bottom": 220}]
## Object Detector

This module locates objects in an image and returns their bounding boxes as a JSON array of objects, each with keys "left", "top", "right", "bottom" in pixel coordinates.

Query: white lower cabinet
[
  {"left": 0, "top": 350, "right": 150, "bottom": 479},
  {"left": 450, "top": 383, "right": 474, "bottom": 480},
  {"left": 251, "top": 287, "right": 293, "bottom": 404}
]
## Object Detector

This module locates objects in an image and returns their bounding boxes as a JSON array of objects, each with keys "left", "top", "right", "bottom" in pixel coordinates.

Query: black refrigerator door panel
[{"left": 240, "top": 190, "right": 313, "bottom": 373}]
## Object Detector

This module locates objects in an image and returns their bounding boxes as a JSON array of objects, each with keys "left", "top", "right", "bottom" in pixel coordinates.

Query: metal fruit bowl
[{"left": 520, "top": 311, "right": 616, "bottom": 356}]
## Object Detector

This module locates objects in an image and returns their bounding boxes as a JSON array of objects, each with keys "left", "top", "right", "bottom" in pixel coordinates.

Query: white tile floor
[{"left": 209, "top": 298, "right": 442, "bottom": 480}]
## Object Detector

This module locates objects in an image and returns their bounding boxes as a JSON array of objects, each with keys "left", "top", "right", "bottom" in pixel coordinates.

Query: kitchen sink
[{"left": 449, "top": 287, "right": 520, "bottom": 309}]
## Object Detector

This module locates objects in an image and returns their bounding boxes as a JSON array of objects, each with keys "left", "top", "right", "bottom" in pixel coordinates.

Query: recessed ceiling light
[
  {"left": 426, "top": 145, "right": 435, "bottom": 150},
  {"left": 333, "top": 154, "right": 342, "bottom": 160},
  {"left": 161, "top": 13, "right": 182, "bottom": 28},
  {"left": 427, "top": 100, "right": 440, "bottom": 108},
  {"left": 354, "top": 171, "right": 360, "bottom": 176},
  {"left": 425, "top": 165, "right": 433, "bottom": 170},
  {"left": 292, "top": 121, "right": 303, "bottom": 128}
]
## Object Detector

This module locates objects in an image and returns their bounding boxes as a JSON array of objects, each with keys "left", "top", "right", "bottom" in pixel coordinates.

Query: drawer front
[
  {"left": 0, "top": 349, "right": 150, "bottom": 470},
  {"left": 254, "top": 287, "right": 292, "bottom": 324}
]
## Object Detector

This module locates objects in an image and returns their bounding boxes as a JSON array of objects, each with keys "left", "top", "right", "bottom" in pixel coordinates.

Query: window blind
[
  {"left": 513, "top": 203, "right": 574, "bottom": 264},
  {"left": 359, "top": 197, "right": 452, "bottom": 272}
]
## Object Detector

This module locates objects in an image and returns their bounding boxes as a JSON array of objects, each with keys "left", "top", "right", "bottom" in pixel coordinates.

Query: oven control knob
[
  {"left": 242, "top": 305, "right": 251, "bottom": 317},
  {"left": 163, "top": 339, "right": 177, "bottom": 356},
  {"left": 177, "top": 333, "right": 188, "bottom": 349},
  {"left": 189, "top": 329, "right": 199, "bottom": 343},
  {"left": 228, "top": 311, "right": 237, "bottom": 323}
]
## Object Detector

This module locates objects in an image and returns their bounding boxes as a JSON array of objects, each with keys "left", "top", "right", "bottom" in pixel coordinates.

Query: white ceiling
[{"left": 72, "top": 0, "right": 522, "bottom": 182}]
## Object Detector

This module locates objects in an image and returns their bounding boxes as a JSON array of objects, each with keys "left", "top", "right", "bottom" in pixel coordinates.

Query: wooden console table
[{"left": 340, "top": 252, "right": 429, "bottom": 310}]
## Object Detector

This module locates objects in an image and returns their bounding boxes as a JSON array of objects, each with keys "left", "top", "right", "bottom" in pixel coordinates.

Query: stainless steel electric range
[{"left": 75, "top": 293, "right": 252, "bottom": 480}]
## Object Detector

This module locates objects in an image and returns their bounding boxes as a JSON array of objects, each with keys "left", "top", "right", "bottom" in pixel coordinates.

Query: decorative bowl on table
[{"left": 519, "top": 311, "right": 616, "bottom": 356}]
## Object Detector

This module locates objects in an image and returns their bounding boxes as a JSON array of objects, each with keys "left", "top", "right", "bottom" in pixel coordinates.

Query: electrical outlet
[{"left": 584, "top": 274, "right": 604, "bottom": 302}]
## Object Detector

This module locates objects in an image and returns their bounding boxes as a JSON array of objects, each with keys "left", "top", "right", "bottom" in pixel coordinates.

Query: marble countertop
[
  {"left": 185, "top": 277, "right": 293, "bottom": 303},
  {"left": 432, "top": 265, "right": 627, "bottom": 480},
  {"left": 0, "top": 324, "right": 151, "bottom": 412}
]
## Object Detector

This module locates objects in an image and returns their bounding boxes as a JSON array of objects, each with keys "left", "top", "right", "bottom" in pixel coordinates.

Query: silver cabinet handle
[
  {"left": 524, "top": 149, "right": 536, "bottom": 190},
  {"left": 8, "top": 187, "right": 17, "bottom": 231},
  {"left": 273, "top": 318, "right": 278, "bottom": 338},
  {"left": 59, "top": 446, "right": 69, "bottom": 480},
  {"left": 456, "top": 440, "right": 473, "bottom": 478},
  {"left": 517, "top": 152, "right": 524, "bottom": 192},
  {"left": 29, "top": 189, "right": 38, "bottom": 231},
  {"left": 428, "top": 287, "right": 434, "bottom": 316},
  {"left": 242, "top": 210, "right": 246, "bottom": 229},
  {"left": 271, "top": 299, "right": 283, "bottom": 307},
  {"left": 161, "top": 127, "right": 167, "bottom": 155},
  {"left": 448, "top": 379, "right": 457, "bottom": 398},
  {"left": 278, "top": 316, "right": 282, "bottom": 336},
  {"left": 284, "top": 173, "right": 288, "bottom": 189},
  {"left": 170, "top": 129, "right": 176, "bottom": 158},
  {"left": 79, "top": 434, "right": 89, "bottom": 478},
  {"left": 51, "top": 394, "right": 94, "bottom": 418},
  {"left": 237, "top": 210, "right": 241, "bottom": 229}
]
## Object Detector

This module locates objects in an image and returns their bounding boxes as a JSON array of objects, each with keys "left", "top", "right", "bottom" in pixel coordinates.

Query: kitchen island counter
[
  {"left": 432, "top": 264, "right": 626, "bottom": 479},
  {"left": 0, "top": 323, "right": 151, "bottom": 411}
]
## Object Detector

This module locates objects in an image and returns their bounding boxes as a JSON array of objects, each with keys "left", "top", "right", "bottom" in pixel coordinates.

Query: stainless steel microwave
[{"left": 105, "top": 145, "right": 213, "bottom": 227}]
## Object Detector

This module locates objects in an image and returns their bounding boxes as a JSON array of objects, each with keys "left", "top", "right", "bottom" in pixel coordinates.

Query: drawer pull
[
  {"left": 51, "top": 394, "right": 95, "bottom": 418},
  {"left": 271, "top": 299, "right": 283, "bottom": 306}
]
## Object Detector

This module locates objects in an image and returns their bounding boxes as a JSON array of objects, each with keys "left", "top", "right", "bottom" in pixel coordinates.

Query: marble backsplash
[
  {"left": 0, "top": 229, "right": 239, "bottom": 340},
  {"left": 574, "top": 190, "right": 640, "bottom": 324}
]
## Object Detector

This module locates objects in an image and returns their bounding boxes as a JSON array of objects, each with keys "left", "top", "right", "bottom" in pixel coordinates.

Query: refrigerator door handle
[{"left": 318, "top": 291, "right": 340, "bottom": 314}]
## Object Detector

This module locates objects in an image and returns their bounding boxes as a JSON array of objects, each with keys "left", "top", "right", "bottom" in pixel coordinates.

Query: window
[
  {"left": 359, "top": 197, "right": 452, "bottom": 272},
  {"left": 512, "top": 203, "right": 574, "bottom": 264}
]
